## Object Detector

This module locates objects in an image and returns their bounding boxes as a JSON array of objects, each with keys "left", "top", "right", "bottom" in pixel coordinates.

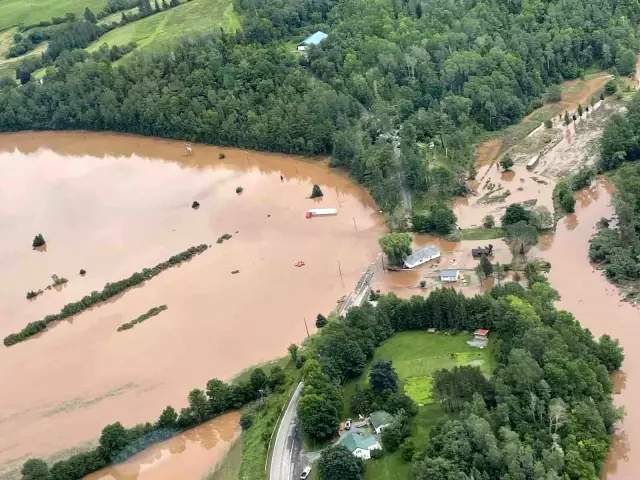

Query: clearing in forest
[
  {"left": 343, "top": 331, "right": 492, "bottom": 415},
  {"left": 341, "top": 331, "right": 492, "bottom": 480},
  {"left": 86, "top": 0, "right": 240, "bottom": 54}
]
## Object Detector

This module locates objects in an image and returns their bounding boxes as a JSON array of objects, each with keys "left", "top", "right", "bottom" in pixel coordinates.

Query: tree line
[
  {"left": 304, "top": 276, "right": 623, "bottom": 479},
  {"left": 589, "top": 93, "right": 640, "bottom": 283},
  {"left": 1, "top": 0, "right": 638, "bottom": 214},
  {"left": 4, "top": 244, "right": 208, "bottom": 346},
  {"left": 20, "top": 365, "right": 286, "bottom": 480}
]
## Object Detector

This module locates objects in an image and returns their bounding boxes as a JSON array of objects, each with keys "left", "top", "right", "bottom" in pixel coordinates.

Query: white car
[
  {"left": 345, "top": 418, "right": 352, "bottom": 430},
  {"left": 300, "top": 466, "right": 311, "bottom": 479}
]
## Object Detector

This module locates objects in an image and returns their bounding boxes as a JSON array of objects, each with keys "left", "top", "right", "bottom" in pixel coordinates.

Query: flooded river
[
  {"left": 531, "top": 179, "right": 635, "bottom": 479},
  {"left": 0, "top": 132, "right": 385, "bottom": 478}
]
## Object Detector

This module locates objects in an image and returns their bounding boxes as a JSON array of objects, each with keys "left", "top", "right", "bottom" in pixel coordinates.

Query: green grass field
[
  {"left": 0, "top": 0, "right": 107, "bottom": 32},
  {"left": 340, "top": 332, "right": 493, "bottom": 480},
  {"left": 459, "top": 227, "right": 504, "bottom": 241},
  {"left": 87, "top": 0, "right": 239, "bottom": 53}
]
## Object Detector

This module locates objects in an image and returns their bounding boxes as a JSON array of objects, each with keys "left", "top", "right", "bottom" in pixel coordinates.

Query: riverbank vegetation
[
  {"left": 0, "top": 0, "right": 638, "bottom": 216},
  {"left": 117, "top": 305, "right": 168, "bottom": 331},
  {"left": 3, "top": 244, "right": 208, "bottom": 346},
  {"left": 299, "top": 274, "right": 624, "bottom": 480},
  {"left": 18, "top": 269, "right": 624, "bottom": 480},
  {"left": 590, "top": 93, "right": 640, "bottom": 291},
  {"left": 20, "top": 363, "right": 285, "bottom": 480}
]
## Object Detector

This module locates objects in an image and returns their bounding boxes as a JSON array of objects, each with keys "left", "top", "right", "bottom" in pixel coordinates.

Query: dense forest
[
  {"left": 589, "top": 93, "right": 640, "bottom": 285},
  {"left": 0, "top": 0, "right": 638, "bottom": 213},
  {"left": 298, "top": 268, "right": 623, "bottom": 479}
]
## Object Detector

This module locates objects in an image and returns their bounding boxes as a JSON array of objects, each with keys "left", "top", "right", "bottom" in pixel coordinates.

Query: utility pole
[{"left": 303, "top": 317, "right": 310, "bottom": 337}]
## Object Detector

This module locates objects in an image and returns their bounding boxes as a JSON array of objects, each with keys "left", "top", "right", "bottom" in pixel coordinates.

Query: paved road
[{"left": 270, "top": 381, "right": 304, "bottom": 480}]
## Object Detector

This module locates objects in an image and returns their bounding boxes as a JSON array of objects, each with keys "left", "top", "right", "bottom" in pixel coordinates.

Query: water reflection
[{"left": 85, "top": 412, "right": 241, "bottom": 480}]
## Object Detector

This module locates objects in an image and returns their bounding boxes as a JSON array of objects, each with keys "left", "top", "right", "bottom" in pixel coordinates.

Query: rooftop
[
  {"left": 370, "top": 410, "right": 392, "bottom": 429},
  {"left": 340, "top": 432, "right": 378, "bottom": 452},
  {"left": 440, "top": 269, "right": 458, "bottom": 277},
  {"left": 300, "top": 31, "right": 328, "bottom": 46},
  {"left": 474, "top": 329, "right": 489, "bottom": 336},
  {"left": 404, "top": 245, "right": 440, "bottom": 267}
]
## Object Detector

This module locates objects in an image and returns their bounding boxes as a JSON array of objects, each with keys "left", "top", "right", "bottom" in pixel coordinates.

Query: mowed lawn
[
  {"left": 87, "top": 0, "right": 239, "bottom": 53},
  {"left": 341, "top": 332, "right": 494, "bottom": 480},
  {"left": 0, "top": 0, "right": 106, "bottom": 31}
]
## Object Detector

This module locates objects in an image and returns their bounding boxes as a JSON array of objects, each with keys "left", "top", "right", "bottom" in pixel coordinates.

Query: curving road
[{"left": 270, "top": 381, "right": 304, "bottom": 480}]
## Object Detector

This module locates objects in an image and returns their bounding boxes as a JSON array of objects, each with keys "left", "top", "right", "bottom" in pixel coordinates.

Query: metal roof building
[
  {"left": 297, "top": 31, "right": 328, "bottom": 50},
  {"left": 404, "top": 245, "right": 440, "bottom": 269}
]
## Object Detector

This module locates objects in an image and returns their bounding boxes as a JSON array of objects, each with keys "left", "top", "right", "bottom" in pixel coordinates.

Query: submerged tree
[
  {"left": 379, "top": 233, "right": 412, "bottom": 267},
  {"left": 499, "top": 155, "right": 514, "bottom": 171},
  {"left": 311, "top": 184, "right": 324, "bottom": 198},
  {"left": 32, "top": 234, "right": 46, "bottom": 248},
  {"left": 505, "top": 221, "right": 539, "bottom": 256}
]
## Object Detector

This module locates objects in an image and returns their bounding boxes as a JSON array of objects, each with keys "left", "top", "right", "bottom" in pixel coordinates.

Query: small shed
[
  {"left": 370, "top": 410, "right": 392, "bottom": 434},
  {"left": 468, "top": 329, "right": 489, "bottom": 348},
  {"left": 404, "top": 245, "right": 440, "bottom": 269},
  {"left": 297, "top": 31, "right": 328, "bottom": 51},
  {"left": 439, "top": 269, "right": 459, "bottom": 282}
]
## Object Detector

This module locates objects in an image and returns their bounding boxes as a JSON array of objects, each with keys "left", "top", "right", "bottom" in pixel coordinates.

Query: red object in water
[{"left": 306, "top": 212, "right": 312, "bottom": 218}]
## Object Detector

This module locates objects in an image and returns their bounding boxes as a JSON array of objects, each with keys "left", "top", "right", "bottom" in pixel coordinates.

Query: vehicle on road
[
  {"left": 345, "top": 418, "right": 352, "bottom": 430},
  {"left": 301, "top": 466, "right": 311, "bottom": 479}
]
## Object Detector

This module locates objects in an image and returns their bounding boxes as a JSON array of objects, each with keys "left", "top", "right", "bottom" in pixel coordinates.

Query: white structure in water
[
  {"left": 404, "top": 245, "right": 440, "bottom": 268},
  {"left": 306, "top": 208, "right": 337, "bottom": 218}
]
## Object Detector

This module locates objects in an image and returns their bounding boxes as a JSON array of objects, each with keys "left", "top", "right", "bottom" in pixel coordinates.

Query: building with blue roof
[{"left": 297, "top": 31, "right": 328, "bottom": 51}]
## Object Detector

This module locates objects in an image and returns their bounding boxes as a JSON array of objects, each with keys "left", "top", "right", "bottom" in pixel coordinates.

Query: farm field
[
  {"left": 87, "top": 0, "right": 239, "bottom": 53},
  {"left": 341, "top": 332, "right": 494, "bottom": 480},
  {"left": 0, "top": 0, "right": 106, "bottom": 31}
]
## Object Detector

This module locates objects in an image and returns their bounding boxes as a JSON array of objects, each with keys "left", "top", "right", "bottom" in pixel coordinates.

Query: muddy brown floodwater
[
  {"left": 0, "top": 131, "right": 386, "bottom": 479},
  {"left": 85, "top": 412, "right": 240, "bottom": 480},
  {"left": 530, "top": 178, "right": 635, "bottom": 479}
]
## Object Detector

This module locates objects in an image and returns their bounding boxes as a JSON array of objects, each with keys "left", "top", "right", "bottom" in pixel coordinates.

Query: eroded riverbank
[{"left": 0, "top": 132, "right": 386, "bottom": 478}]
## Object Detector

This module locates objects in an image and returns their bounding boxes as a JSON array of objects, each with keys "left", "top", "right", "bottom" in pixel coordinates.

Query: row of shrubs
[
  {"left": 117, "top": 305, "right": 168, "bottom": 331},
  {"left": 21, "top": 365, "right": 286, "bottom": 480},
  {"left": 4, "top": 245, "right": 208, "bottom": 346}
]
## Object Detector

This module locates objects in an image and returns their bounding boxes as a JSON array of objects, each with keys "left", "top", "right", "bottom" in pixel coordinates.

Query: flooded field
[
  {"left": 0, "top": 132, "right": 386, "bottom": 478},
  {"left": 85, "top": 412, "right": 240, "bottom": 480}
]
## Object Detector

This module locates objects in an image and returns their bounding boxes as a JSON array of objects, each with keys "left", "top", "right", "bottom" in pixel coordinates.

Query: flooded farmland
[{"left": 0, "top": 131, "right": 386, "bottom": 478}]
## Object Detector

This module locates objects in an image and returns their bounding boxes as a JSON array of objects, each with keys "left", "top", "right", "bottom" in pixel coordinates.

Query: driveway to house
[{"left": 270, "top": 381, "right": 304, "bottom": 480}]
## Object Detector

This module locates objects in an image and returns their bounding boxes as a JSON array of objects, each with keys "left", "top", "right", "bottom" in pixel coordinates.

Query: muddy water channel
[
  {"left": 530, "top": 179, "right": 636, "bottom": 479},
  {"left": 0, "top": 132, "right": 385, "bottom": 478}
]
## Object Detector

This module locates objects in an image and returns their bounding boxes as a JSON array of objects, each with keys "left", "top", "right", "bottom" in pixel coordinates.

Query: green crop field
[
  {"left": 87, "top": 0, "right": 239, "bottom": 53},
  {"left": 0, "top": 0, "right": 107, "bottom": 32}
]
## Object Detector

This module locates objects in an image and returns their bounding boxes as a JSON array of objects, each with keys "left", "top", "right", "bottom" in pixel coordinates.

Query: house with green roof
[
  {"left": 370, "top": 410, "right": 392, "bottom": 434},
  {"left": 339, "top": 432, "right": 381, "bottom": 460}
]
